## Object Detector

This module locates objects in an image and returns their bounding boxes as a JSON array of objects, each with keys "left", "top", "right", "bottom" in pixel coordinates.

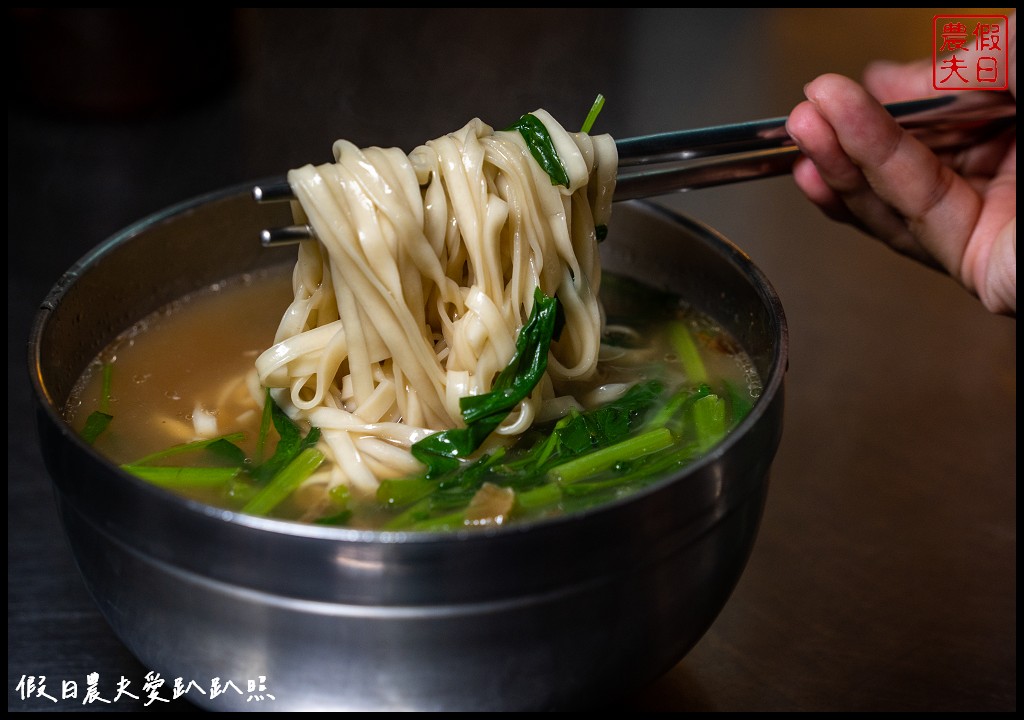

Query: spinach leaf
[
  {"left": 506, "top": 113, "right": 570, "bottom": 187},
  {"left": 411, "top": 289, "right": 558, "bottom": 477}
]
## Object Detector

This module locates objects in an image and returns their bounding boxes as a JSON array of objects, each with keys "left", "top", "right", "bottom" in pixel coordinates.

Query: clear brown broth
[{"left": 66, "top": 265, "right": 761, "bottom": 528}]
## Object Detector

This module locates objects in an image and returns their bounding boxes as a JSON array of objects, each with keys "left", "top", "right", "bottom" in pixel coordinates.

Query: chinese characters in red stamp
[{"left": 933, "top": 15, "right": 1009, "bottom": 90}]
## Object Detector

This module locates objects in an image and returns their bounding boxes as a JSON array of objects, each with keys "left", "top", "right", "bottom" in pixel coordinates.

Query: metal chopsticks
[{"left": 254, "top": 93, "right": 1016, "bottom": 246}]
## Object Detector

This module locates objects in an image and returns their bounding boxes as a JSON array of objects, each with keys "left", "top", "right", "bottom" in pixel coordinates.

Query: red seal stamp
[{"left": 933, "top": 15, "right": 1009, "bottom": 90}]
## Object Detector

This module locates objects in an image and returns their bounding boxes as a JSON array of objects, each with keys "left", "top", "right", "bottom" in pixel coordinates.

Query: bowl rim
[{"left": 29, "top": 181, "right": 789, "bottom": 545}]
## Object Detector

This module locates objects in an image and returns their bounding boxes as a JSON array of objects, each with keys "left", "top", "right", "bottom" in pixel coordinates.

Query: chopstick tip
[
  {"left": 252, "top": 182, "right": 295, "bottom": 203},
  {"left": 261, "top": 225, "right": 315, "bottom": 247}
]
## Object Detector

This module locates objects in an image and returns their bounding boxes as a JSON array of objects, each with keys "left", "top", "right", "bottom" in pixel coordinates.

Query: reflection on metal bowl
[{"left": 29, "top": 187, "right": 787, "bottom": 711}]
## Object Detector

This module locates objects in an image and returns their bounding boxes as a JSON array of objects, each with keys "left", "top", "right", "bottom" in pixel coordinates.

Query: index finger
[{"left": 803, "top": 73, "right": 983, "bottom": 275}]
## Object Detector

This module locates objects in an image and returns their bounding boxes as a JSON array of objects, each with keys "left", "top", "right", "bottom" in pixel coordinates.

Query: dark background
[{"left": 8, "top": 8, "right": 1015, "bottom": 711}]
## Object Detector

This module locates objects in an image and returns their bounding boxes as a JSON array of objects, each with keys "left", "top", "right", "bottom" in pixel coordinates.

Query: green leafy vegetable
[
  {"left": 242, "top": 447, "right": 325, "bottom": 516},
  {"left": 723, "top": 379, "right": 754, "bottom": 423},
  {"left": 547, "top": 427, "right": 675, "bottom": 485},
  {"left": 515, "top": 482, "right": 561, "bottom": 511},
  {"left": 506, "top": 113, "right": 570, "bottom": 187},
  {"left": 643, "top": 383, "right": 710, "bottom": 436},
  {"left": 411, "top": 288, "right": 557, "bottom": 477},
  {"left": 377, "top": 475, "right": 438, "bottom": 508},
  {"left": 121, "top": 465, "right": 241, "bottom": 488},
  {"left": 81, "top": 412, "right": 113, "bottom": 445},
  {"left": 113, "top": 393, "right": 326, "bottom": 516},
  {"left": 81, "top": 362, "right": 116, "bottom": 445},
  {"left": 250, "top": 401, "right": 321, "bottom": 484},
  {"left": 314, "top": 485, "right": 352, "bottom": 525},
  {"left": 580, "top": 93, "right": 606, "bottom": 134},
  {"left": 128, "top": 433, "right": 247, "bottom": 467},
  {"left": 382, "top": 379, "right": 665, "bottom": 529},
  {"left": 668, "top": 321, "right": 708, "bottom": 384},
  {"left": 315, "top": 510, "right": 353, "bottom": 526},
  {"left": 206, "top": 437, "right": 249, "bottom": 466},
  {"left": 692, "top": 393, "right": 726, "bottom": 452},
  {"left": 585, "top": 94, "right": 608, "bottom": 240}
]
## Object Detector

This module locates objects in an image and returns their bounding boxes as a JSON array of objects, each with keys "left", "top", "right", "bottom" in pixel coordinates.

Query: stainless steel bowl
[{"left": 29, "top": 185, "right": 788, "bottom": 711}]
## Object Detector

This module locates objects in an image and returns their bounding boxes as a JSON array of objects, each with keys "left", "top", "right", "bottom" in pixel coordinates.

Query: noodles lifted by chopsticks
[{"left": 255, "top": 110, "right": 617, "bottom": 495}]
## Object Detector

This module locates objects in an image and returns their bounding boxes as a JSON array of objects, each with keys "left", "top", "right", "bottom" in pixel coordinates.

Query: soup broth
[{"left": 66, "top": 265, "right": 762, "bottom": 530}]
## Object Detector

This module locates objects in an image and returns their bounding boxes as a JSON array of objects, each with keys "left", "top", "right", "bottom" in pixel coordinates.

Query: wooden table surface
[{"left": 8, "top": 9, "right": 1015, "bottom": 711}]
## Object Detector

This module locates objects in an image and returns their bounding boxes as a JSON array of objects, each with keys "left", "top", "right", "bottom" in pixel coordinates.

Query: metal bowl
[{"left": 29, "top": 184, "right": 788, "bottom": 711}]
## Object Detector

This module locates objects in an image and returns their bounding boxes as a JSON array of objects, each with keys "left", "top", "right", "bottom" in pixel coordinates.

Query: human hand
[{"left": 786, "top": 14, "right": 1016, "bottom": 316}]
